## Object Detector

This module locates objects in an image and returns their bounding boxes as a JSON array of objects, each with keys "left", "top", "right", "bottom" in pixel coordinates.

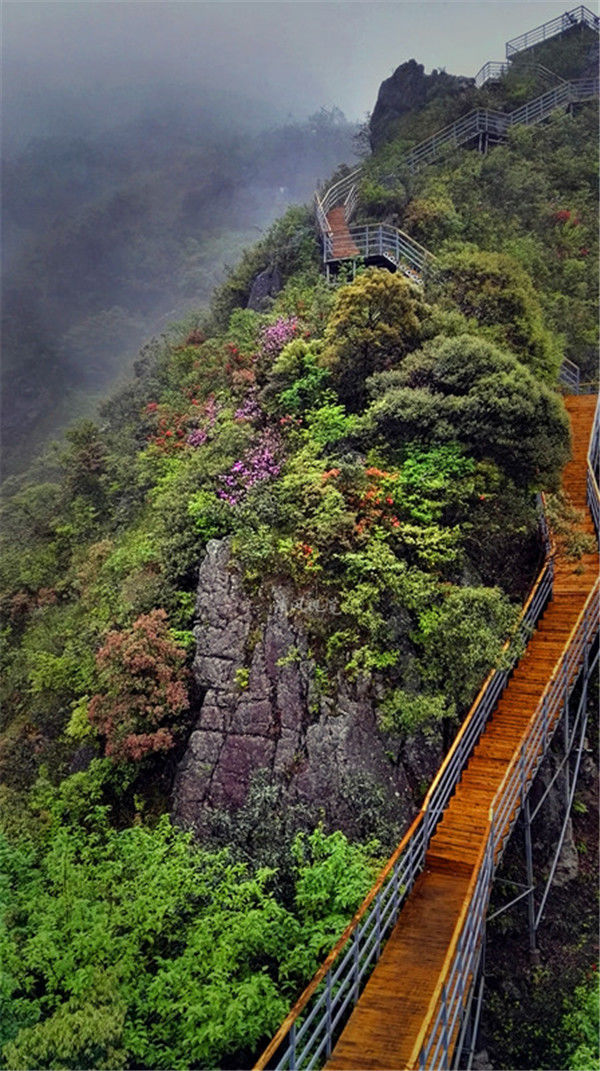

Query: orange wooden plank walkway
[
  {"left": 326, "top": 206, "right": 360, "bottom": 259},
  {"left": 326, "top": 394, "right": 599, "bottom": 1071}
]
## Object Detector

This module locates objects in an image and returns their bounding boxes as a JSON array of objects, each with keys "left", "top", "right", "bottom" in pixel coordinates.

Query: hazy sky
[{"left": 3, "top": 0, "right": 588, "bottom": 149}]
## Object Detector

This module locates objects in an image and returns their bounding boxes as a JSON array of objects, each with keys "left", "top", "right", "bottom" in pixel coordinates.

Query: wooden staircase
[
  {"left": 325, "top": 206, "right": 360, "bottom": 259},
  {"left": 325, "top": 394, "right": 598, "bottom": 1070}
]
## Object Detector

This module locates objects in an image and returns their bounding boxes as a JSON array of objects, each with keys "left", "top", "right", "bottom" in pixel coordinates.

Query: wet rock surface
[
  {"left": 173, "top": 539, "right": 440, "bottom": 836},
  {"left": 247, "top": 266, "right": 282, "bottom": 311}
]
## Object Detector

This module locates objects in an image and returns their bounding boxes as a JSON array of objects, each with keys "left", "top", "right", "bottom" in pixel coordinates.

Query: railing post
[
  {"left": 392, "top": 862, "right": 400, "bottom": 918},
  {"left": 441, "top": 983, "right": 450, "bottom": 1059},
  {"left": 457, "top": 930, "right": 465, "bottom": 1002},
  {"left": 542, "top": 695, "right": 549, "bottom": 751},
  {"left": 563, "top": 657, "right": 571, "bottom": 809},
  {"left": 352, "top": 930, "right": 360, "bottom": 1004},
  {"left": 523, "top": 797, "right": 540, "bottom": 965},
  {"left": 519, "top": 743, "right": 526, "bottom": 804},
  {"left": 325, "top": 971, "right": 333, "bottom": 1058},
  {"left": 375, "top": 894, "right": 382, "bottom": 958},
  {"left": 289, "top": 1022, "right": 297, "bottom": 1071}
]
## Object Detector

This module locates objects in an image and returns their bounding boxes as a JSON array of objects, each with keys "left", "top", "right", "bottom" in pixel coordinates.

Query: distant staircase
[{"left": 317, "top": 75, "right": 597, "bottom": 280}]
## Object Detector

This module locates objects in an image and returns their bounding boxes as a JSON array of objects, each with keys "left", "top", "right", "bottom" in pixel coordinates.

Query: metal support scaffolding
[{"left": 456, "top": 641, "right": 598, "bottom": 1066}]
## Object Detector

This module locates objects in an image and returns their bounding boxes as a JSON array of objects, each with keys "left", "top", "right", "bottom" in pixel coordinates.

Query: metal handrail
[
  {"left": 316, "top": 168, "right": 362, "bottom": 220},
  {"left": 316, "top": 78, "right": 598, "bottom": 269},
  {"left": 474, "top": 60, "right": 568, "bottom": 89},
  {"left": 559, "top": 356, "right": 582, "bottom": 392},
  {"left": 415, "top": 581, "right": 599, "bottom": 1068},
  {"left": 474, "top": 61, "right": 511, "bottom": 89},
  {"left": 253, "top": 499, "right": 555, "bottom": 1071},
  {"left": 414, "top": 401, "right": 600, "bottom": 1070},
  {"left": 324, "top": 222, "right": 432, "bottom": 278},
  {"left": 506, "top": 5, "right": 599, "bottom": 59},
  {"left": 401, "top": 79, "right": 597, "bottom": 174}
]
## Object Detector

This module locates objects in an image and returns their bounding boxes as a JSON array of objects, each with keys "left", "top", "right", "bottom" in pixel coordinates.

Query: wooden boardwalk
[
  {"left": 326, "top": 206, "right": 360, "bottom": 259},
  {"left": 326, "top": 394, "right": 599, "bottom": 1071}
]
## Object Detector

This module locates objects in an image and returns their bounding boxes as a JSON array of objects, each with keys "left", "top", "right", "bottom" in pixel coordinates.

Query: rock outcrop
[
  {"left": 247, "top": 266, "right": 282, "bottom": 311},
  {"left": 369, "top": 59, "right": 474, "bottom": 150},
  {"left": 172, "top": 539, "right": 441, "bottom": 837}
]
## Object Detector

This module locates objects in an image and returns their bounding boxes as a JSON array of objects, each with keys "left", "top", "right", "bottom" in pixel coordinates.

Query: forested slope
[{"left": 0, "top": 26, "right": 597, "bottom": 1071}]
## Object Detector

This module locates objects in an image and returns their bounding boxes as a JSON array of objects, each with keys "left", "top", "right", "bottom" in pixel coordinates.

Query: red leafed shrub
[{"left": 89, "top": 609, "right": 190, "bottom": 762}]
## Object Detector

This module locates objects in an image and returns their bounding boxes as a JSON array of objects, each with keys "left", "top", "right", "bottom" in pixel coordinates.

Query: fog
[
  {"left": 1, "top": 0, "right": 574, "bottom": 476},
  {"left": 3, "top": 1, "right": 573, "bottom": 152}
]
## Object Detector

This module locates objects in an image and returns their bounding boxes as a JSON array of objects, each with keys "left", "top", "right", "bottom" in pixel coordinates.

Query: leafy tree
[
  {"left": 415, "top": 585, "right": 519, "bottom": 712},
  {"left": 363, "top": 334, "right": 570, "bottom": 487},
  {"left": 323, "top": 268, "right": 427, "bottom": 410},
  {"left": 562, "top": 975, "right": 600, "bottom": 1071},
  {"left": 262, "top": 338, "right": 331, "bottom": 416},
  {"left": 88, "top": 609, "right": 189, "bottom": 761},
  {"left": 60, "top": 420, "right": 108, "bottom": 506},
  {"left": 430, "top": 248, "right": 562, "bottom": 379},
  {"left": 0, "top": 805, "right": 378, "bottom": 1071}
]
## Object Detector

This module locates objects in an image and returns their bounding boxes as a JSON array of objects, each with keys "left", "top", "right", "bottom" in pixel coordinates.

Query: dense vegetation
[{"left": 1, "top": 26, "right": 598, "bottom": 1071}]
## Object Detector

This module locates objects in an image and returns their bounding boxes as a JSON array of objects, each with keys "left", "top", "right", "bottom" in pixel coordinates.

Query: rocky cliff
[
  {"left": 173, "top": 539, "right": 442, "bottom": 839},
  {"left": 369, "top": 59, "right": 474, "bottom": 150}
]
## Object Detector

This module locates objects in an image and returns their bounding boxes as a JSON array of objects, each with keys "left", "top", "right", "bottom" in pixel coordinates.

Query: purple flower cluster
[
  {"left": 234, "top": 389, "right": 262, "bottom": 423},
  {"left": 187, "top": 427, "right": 208, "bottom": 447},
  {"left": 218, "top": 430, "right": 282, "bottom": 506},
  {"left": 187, "top": 396, "right": 220, "bottom": 448},
  {"left": 260, "top": 316, "right": 299, "bottom": 358}
]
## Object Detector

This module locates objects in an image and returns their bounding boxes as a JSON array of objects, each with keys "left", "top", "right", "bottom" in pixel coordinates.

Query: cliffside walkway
[
  {"left": 318, "top": 75, "right": 597, "bottom": 281},
  {"left": 475, "top": 5, "right": 599, "bottom": 86},
  {"left": 254, "top": 10, "right": 600, "bottom": 1069},
  {"left": 316, "top": 3, "right": 598, "bottom": 280},
  {"left": 255, "top": 394, "right": 599, "bottom": 1071}
]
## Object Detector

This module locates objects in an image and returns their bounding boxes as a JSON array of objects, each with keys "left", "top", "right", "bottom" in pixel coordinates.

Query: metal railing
[
  {"left": 316, "top": 79, "right": 597, "bottom": 270},
  {"left": 474, "top": 60, "right": 567, "bottom": 89},
  {"left": 402, "top": 108, "right": 509, "bottom": 172},
  {"left": 253, "top": 500, "right": 555, "bottom": 1071},
  {"left": 414, "top": 836, "right": 493, "bottom": 1070},
  {"left": 315, "top": 168, "right": 362, "bottom": 233},
  {"left": 506, "top": 5, "right": 599, "bottom": 58},
  {"left": 323, "top": 222, "right": 430, "bottom": 279},
  {"left": 413, "top": 402, "right": 600, "bottom": 1069},
  {"left": 401, "top": 79, "right": 598, "bottom": 174},
  {"left": 559, "top": 356, "right": 582, "bottom": 392},
  {"left": 587, "top": 395, "right": 600, "bottom": 538},
  {"left": 415, "top": 573, "right": 599, "bottom": 1070},
  {"left": 474, "top": 61, "right": 511, "bottom": 89}
]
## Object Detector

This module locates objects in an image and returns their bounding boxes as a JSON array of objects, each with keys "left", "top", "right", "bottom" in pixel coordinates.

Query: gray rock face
[
  {"left": 247, "top": 266, "right": 282, "bottom": 311},
  {"left": 369, "top": 59, "right": 474, "bottom": 151},
  {"left": 172, "top": 539, "right": 441, "bottom": 836}
]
